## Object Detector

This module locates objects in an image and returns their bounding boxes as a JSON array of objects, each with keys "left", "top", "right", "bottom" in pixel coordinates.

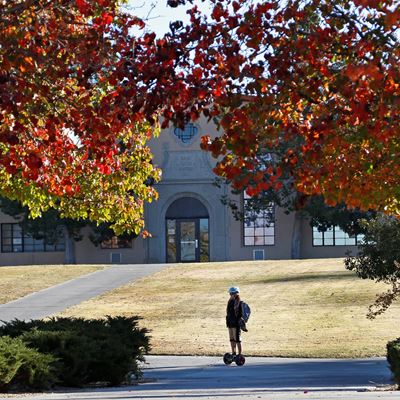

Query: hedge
[
  {"left": 0, "top": 336, "right": 56, "bottom": 391},
  {"left": 0, "top": 316, "right": 150, "bottom": 390},
  {"left": 387, "top": 337, "right": 400, "bottom": 387}
]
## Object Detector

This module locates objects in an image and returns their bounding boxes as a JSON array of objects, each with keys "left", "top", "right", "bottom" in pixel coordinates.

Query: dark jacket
[{"left": 226, "top": 298, "right": 242, "bottom": 328}]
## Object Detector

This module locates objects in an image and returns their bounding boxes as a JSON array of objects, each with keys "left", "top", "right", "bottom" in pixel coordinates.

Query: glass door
[
  {"left": 166, "top": 218, "right": 209, "bottom": 263},
  {"left": 179, "top": 220, "right": 197, "bottom": 262}
]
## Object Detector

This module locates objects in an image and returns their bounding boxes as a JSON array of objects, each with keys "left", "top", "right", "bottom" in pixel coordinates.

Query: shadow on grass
[{"left": 254, "top": 272, "right": 355, "bottom": 285}]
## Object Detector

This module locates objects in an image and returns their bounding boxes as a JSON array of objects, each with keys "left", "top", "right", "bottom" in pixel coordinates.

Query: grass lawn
[
  {"left": 0, "top": 264, "right": 107, "bottom": 304},
  {"left": 59, "top": 258, "right": 400, "bottom": 358}
]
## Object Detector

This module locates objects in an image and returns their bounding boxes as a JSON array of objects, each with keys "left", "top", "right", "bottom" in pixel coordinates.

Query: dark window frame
[
  {"left": 312, "top": 226, "right": 364, "bottom": 247},
  {"left": 243, "top": 194, "right": 275, "bottom": 247},
  {"left": 1, "top": 223, "right": 65, "bottom": 253}
]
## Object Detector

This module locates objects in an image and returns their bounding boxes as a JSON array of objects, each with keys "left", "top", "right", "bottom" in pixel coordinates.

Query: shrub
[
  {"left": 345, "top": 216, "right": 400, "bottom": 318},
  {"left": 387, "top": 338, "right": 400, "bottom": 387},
  {"left": 0, "top": 336, "right": 56, "bottom": 391},
  {"left": 0, "top": 316, "right": 150, "bottom": 387}
]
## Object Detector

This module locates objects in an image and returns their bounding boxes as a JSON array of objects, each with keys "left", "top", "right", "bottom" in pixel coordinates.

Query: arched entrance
[{"left": 165, "top": 197, "right": 209, "bottom": 263}]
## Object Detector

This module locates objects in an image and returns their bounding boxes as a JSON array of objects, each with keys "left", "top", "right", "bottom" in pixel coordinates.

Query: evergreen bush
[
  {"left": 387, "top": 338, "right": 400, "bottom": 387},
  {"left": 0, "top": 336, "right": 56, "bottom": 391},
  {"left": 0, "top": 316, "right": 150, "bottom": 388}
]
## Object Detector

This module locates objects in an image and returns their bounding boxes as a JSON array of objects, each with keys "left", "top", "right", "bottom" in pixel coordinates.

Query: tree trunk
[
  {"left": 64, "top": 226, "right": 76, "bottom": 264},
  {"left": 291, "top": 211, "right": 302, "bottom": 259}
]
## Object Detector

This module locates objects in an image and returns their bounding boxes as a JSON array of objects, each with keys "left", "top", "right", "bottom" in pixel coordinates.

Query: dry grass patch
[
  {"left": 0, "top": 264, "right": 106, "bottom": 304},
  {"left": 60, "top": 258, "right": 400, "bottom": 358}
]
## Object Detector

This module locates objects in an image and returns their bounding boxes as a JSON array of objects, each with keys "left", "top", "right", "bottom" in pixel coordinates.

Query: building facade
[{"left": 0, "top": 118, "right": 363, "bottom": 266}]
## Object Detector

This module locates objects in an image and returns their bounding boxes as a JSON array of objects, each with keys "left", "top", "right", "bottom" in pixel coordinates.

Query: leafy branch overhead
[
  {"left": 1, "top": 0, "right": 399, "bottom": 233},
  {"left": 0, "top": 0, "right": 165, "bottom": 235},
  {"left": 188, "top": 0, "right": 399, "bottom": 216}
]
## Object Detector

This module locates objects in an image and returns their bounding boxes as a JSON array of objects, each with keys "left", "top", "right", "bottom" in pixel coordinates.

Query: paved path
[
  {"left": 0, "top": 264, "right": 170, "bottom": 323},
  {"left": 0, "top": 355, "right": 397, "bottom": 400}
]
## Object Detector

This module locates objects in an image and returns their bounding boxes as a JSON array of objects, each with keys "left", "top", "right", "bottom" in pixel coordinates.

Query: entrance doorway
[{"left": 165, "top": 197, "right": 209, "bottom": 263}]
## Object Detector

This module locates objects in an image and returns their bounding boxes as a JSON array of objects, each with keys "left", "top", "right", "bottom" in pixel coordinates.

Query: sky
[{"left": 127, "top": 0, "right": 211, "bottom": 36}]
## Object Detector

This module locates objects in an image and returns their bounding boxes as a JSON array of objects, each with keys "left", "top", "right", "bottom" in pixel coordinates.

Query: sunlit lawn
[
  {"left": 0, "top": 264, "right": 107, "bottom": 304},
  {"left": 60, "top": 258, "right": 400, "bottom": 358}
]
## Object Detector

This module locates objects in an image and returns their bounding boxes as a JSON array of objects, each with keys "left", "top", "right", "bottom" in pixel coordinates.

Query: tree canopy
[
  {"left": 1, "top": 0, "right": 399, "bottom": 233},
  {"left": 188, "top": 0, "right": 399, "bottom": 216},
  {"left": 0, "top": 0, "right": 165, "bottom": 235}
]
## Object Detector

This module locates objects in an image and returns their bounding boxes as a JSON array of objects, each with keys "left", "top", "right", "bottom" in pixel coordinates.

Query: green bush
[
  {"left": 0, "top": 316, "right": 150, "bottom": 388},
  {"left": 387, "top": 338, "right": 400, "bottom": 387},
  {"left": 0, "top": 336, "right": 56, "bottom": 391}
]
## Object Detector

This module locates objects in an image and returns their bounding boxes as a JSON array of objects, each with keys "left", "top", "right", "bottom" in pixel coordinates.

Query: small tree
[{"left": 345, "top": 215, "right": 400, "bottom": 318}]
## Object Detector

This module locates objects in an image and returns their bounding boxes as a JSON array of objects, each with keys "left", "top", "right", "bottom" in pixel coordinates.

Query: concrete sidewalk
[
  {"left": 0, "top": 263, "right": 170, "bottom": 324},
  {"left": 0, "top": 355, "right": 397, "bottom": 400}
]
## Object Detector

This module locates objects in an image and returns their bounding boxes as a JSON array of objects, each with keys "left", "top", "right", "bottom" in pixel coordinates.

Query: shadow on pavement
[
  {"left": 0, "top": 358, "right": 394, "bottom": 400},
  {"left": 135, "top": 358, "right": 392, "bottom": 391}
]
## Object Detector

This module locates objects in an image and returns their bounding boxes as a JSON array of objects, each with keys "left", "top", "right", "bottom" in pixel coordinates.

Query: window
[
  {"left": 101, "top": 236, "right": 132, "bottom": 249},
  {"left": 166, "top": 219, "right": 177, "bottom": 263},
  {"left": 173, "top": 123, "right": 198, "bottom": 143},
  {"left": 313, "top": 226, "right": 364, "bottom": 246},
  {"left": 1, "top": 223, "right": 65, "bottom": 253},
  {"left": 243, "top": 193, "right": 275, "bottom": 246},
  {"left": 199, "top": 218, "right": 210, "bottom": 262}
]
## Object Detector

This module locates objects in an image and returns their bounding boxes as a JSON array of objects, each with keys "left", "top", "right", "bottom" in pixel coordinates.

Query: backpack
[{"left": 241, "top": 301, "right": 251, "bottom": 323}]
